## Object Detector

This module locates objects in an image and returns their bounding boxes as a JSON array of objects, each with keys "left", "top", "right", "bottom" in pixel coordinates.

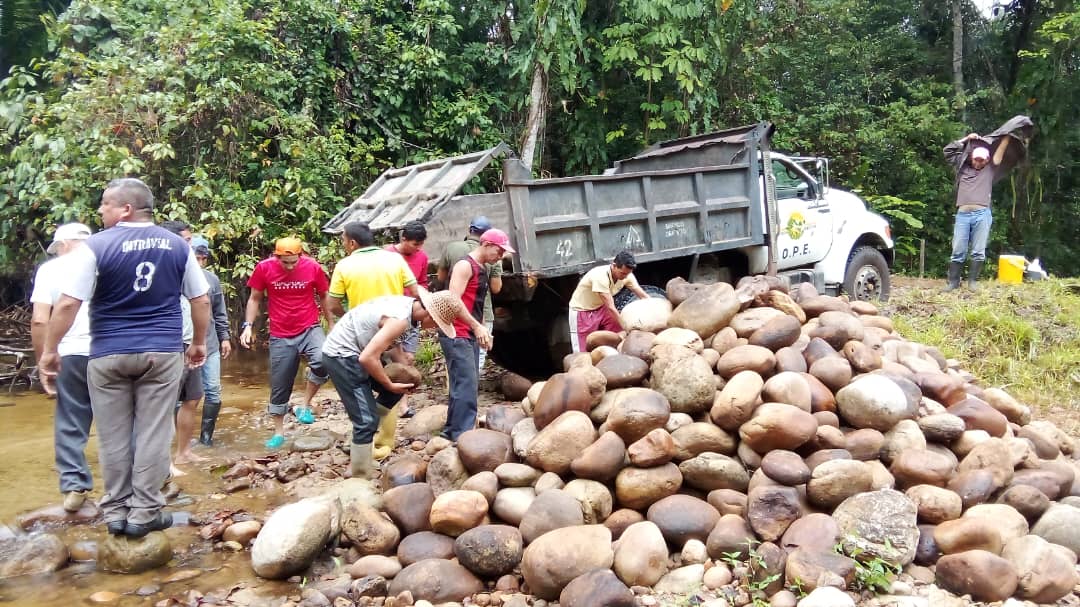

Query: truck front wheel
[{"left": 842, "top": 246, "right": 891, "bottom": 302}]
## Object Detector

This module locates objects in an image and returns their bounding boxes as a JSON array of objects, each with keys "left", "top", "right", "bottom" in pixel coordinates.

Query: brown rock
[
  {"left": 739, "top": 403, "right": 817, "bottom": 453},
  {"left": 906, "top": 485, "right": 962, "bottom": 524},
  {"left": 759, "top": 450, "right": 810, "bottom": 486},
  {"left": 1001, "top": 534, "right": 1079, "bottom": 603},
  {"left": 453, "top": 525, "right": 523, "bottom": 578},
  {"left": 461, "top": 471, "right": 499, "bottom": 505},
  {"left": 627, "top": 428, "right": 676, "bottom": 467},
  {"left": 560, "top": 569, "right": 635, "bottom": 607},
  {"left": 707, "top": 489, "right": 748, "bottom": 517},
  {"left": 775, "top": 347, "right": 808, "bottom": 373},
  {"left": 563, "top": 479, "right": 613, "bottom": 525},
  {"left": 427, "top": 446, "right": 469, "bottom": 496},
  {"left": 526, "top": 411, "right": 597, "bottom": 475},
  {"left": 596, "top": 354, "right": 650, "bottom": 389},
  {"left": 808, "top": 356, "right": 852, "bottom": 393},
  {"left": 382, "top": 483, "right": 434, "bottom": 535},
  {"left": 935, "top": 550, "right": 1018, "bottom": 602},
  {"left": 341, "top": 503, "right": 400, "bottom": 556},
  {"left": 998, "top": 484, "right": 1051, "bottom": 520},
  {"left": 802, "top": 372, "right": 836, "bottom": 413},
  {"left": 499, "top": 373, "right": 533, "bottom": 401},
  {"left": 710, "top": 370, "right": 764, "bottom": 430},
  {"left": 619, "top": 330, "right": 657, "bottom": 363},
  {"left": 844, "top": 428, "right": 884, "bottom": 461},
  {"left": 754, "top": 289, "right": 806, "bottom": 323},
  {"left": 749, "top": 315, "right": 802, "bottom": 351},
  {"left": 520, "top": 525, "right": 614, "bottom": 600},
  {"left": 956, "top": 438, "right": 1014, "bottom": 491},
  {"left": 570, "top": 431, "right": 627, "bottom": 482},
  {"left": 890, "top": 449, "right": 955, "bottom": 489},
  {"left": 948, "top": 469, "right": 998, "bottom": 509},
  {"left": 679, "top": 452, "right": 750, "bottom": 492},
  {"left": 604, "top": 388, "right": 671, "bottom": 443},
  {"left": 396, "top": 531, "right": 455, "bottom": 566},
  {"left": 781, "top": 513, "right": 841, "bottom": 554},
  {"left": 784, "top": 547, "right": 856, "bottom": 592},
  {"left": 761, "top": 371, "right": 812, "bottom": 411},
  {"left": 615, "top": 463, "right": 683, "bottom": 510},
  {"left": 806, "top": 460, "right": 873, "bottom": 510},
  {"left": 533, "top": 373, "right": 596, "bottom": 431},
  {"left": 948, "top": 397, "right": 1009, "bottom": 437},
  {"left": 717, "top": 345, "right": 777, "bottom": 379},
  {"left": 651, "top": 348, "right": 715, "bottom": 414},
  {"left": 429, "top": 490, "right": 488, "bottom": 537},
  {"left": 456, "top": 429, "right": 514, "bottom": 474},
  {"left": 604, "top": 509, "right": 645, "bottom": 541},
  {"left": 669, "top": 282, "right": 742, "bottom": 340},
  {"left": 587, "top": 330, "right": 622, "bottom": 350},
  {"left": 804, "top": 448, "right": 851, "bottom": 472},
  {"left": 934, "top": 518, "right": 1003, "bottom": 555},
  {"left": 800, "top": 295, "right": 851, "bottom": 318},
  {"left": 388, "top": 559, "right": 484, "bottom": 603},
  {"left": 671, "top": 423, "right": 737, "bottom": 460},
  {"left": 646, "top": 494, "right": 721, "bottom": 546},
  {"left": 915, "top": 372, "right": 967, "bottom": 406},
  {"left": 518, "top": 489, "right": 586, "bottom": 544},
  {"left": 1017, "top": 425, "right": 1061, "bottom": 460},
  {"left": 706, "top": 514, "right": 757, "bottom": 559},
  {"left": 918, "top": 413, "right": 967, "bottom": 444},
  {"left": 802, "top": 337, "right": 838, "bottom": 368},
  {"left": 485, "top": 404, "right": 527, "bottom": 434},
  {"left": 747, "top": 485, "right": 801, "bottom": 541}
]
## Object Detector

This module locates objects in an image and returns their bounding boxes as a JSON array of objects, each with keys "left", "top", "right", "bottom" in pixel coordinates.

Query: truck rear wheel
[
  {"left": 843, "top": 246, "right": 890, "bottom": 302},
  {"left": 614, "top": 285, "right": 667, "bottom": 310}
]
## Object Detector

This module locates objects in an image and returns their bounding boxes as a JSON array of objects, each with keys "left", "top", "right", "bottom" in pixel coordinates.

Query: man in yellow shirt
[
  {"left": 327, "top": 221, "right": 418, "bottom": 460},
  {"left": 328, "top": 222, "right": 417, "bottom": 317},
  {"left": 568, "top": 250, "right": 649, "bottom": 352}
]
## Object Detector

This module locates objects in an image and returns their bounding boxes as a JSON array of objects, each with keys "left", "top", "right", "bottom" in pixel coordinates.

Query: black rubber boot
[
  {"left": 199, "top": 400, "right": 222, "bottom": 446},
  {"left": 943, "top": 262, "right": 962, "bottom": 292},
  {"left": 968, "top": 259, "right": 984, "bottom": 290}
]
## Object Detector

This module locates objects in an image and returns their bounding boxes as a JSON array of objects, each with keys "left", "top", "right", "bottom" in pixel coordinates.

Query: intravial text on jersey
[
  {"left": 121, "top": 237, "right": 175, "bottom": 253},
  {"left": 272, "top": 281, "right": 311, "bottom": 290}
]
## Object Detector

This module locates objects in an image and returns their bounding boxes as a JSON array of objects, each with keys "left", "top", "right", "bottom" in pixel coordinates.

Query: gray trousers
[
  {"left": 88, "top": 352, "right": 184, "bottom": 525},
  {"left": 268, "top": 325, "right": 329, "bottom": 415},
  {"left": 55, "top": 355, "right": 93, "bottom": 493}
]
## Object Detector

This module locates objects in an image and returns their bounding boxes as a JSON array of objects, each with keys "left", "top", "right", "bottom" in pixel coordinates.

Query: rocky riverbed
[{"left": 3, "top": 276, "right": 1080, "bottom": 607}]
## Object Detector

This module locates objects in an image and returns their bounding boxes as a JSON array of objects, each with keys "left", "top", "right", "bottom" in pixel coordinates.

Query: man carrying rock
[
  {"left": 30, "top": 222, "right": 94, "bottom": 513},
  {"left": 384, "top": 220, "right": 429, "bottom": 420},
  {"left": 321, "top": 288, "right": 487, "bottom": 477},
  {"left": 439, "top": 229, "right": 503, "bottom": 440},
  {"left": 40, "top": 178, "right": 210, "bottom": 538},
  {"left": 438, "top": 216, "right": 502, "bottom": 370},
  {"left": 327, "top": 220, "right": 418, "bottom": 459},
  {"left": 942, "top": 115, "right": 1034, "bottom": 291},
  {"left": 240, "top": 237, "right": 333, "bottom": 449},
  {"left": 568, "top": 250, "right": 649, "bottom": 353}
]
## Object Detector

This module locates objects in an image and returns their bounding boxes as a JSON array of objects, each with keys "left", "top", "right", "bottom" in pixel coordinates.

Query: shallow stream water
[{"left": 0, "top": 352, "right": 300, "bottom": 606}]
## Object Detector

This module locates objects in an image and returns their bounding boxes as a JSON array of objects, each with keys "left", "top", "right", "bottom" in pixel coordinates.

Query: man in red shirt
[
  {"left": 439, "top": 229, "right": 505, "bottom": 440},
  {"left": 383, "top": 220, "right": 430, "bottom": 423},
  {"left": 240, "top": 237, "right": 334, "bottom": 449}
]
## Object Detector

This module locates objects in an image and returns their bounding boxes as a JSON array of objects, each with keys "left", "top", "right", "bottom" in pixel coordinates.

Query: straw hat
[{"left": 417, "top": 287, "right": 460, "bottom": 338}]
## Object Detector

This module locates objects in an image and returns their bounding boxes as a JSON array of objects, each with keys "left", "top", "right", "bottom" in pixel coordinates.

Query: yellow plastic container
[{"left": 998, "top": 255, "right": 1026, "bottom": 284}]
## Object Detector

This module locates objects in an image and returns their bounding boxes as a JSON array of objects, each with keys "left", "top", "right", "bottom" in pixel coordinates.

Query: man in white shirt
[{"left": 30, "top": 222, "right": 94, "bottom": 512}]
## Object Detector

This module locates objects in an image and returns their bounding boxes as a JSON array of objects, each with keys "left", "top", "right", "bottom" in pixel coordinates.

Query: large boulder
[
  {"left": 784, "top": 547, "right": 856, "bottom": 592},
  {"left": 1032, "top": 503, "right": 1080, "bottom": 555},
  {"left": 396, "top": 531, "right": 456, "bottom": 566},
  {"left": 671, "top": 422, "right": 737, "bottom": 460},
  {"left": 615, "top": 463, "right": 683, "bottom": 509},
  {"left": 935, "top": 550, "right": 1019, "bottom": 603},
  {"left": 570, "top": 431, "right": 627, "bottom": 482},
  {"left": 341, "top": 502, "right": 400, "bottom": 556},
  {"left": 1001, "top": 534, "right": 1079, "bottom": 603},
  {"left": 388, "top": 558, "right": 484, "bottom": 603},
  {"left": 97, "top": 532, "right": 171, "bottom": 575},
  {"left": 832, "top": 489, "right": 919, "bottom": 566},
  {"left": 492, "top": 487, "right": 536, "bottom": 527},
  {"left": 521, "top": 525, "right": 615, "bottom": 600},
  {"left": 739, "top": 403, "right": 817, "bottom": 453},
  {"left": 747, "top": 485, "right": 802, "bottom": 542},
  {"left": 401, "top": 405, "right": 448, "bottom": 439},
  {"left": 668, "top": 282, "right": 741, "bottom": 339},
  {"left": 597, "top": 355, "right": 650, "bottom": 389},
  {"left": 621, "top": 298, "right": 673, "bottom": 333},
  {"left": 427, "top": 447, "right": 469, "bottom": 496},
  {"left": 564, "top": 479, "right": 614, "bottom": 525},
  {"left": 456, "top": 429, "right": 514, "bottom": 473},
  {"left": 646, "top": 495, "right": 721, "bottom": 546},
  {"left": 533, "top": 373, "right": 597, "bottom": 431},
  {"left": 252, "top": 497, "right": 339, "bottom": 579},
  {"left": 560, "top": 568, "right": 636, "bottom": 607},
  {"left": 525, "top": 411, "right": 597, "bottom": 474},
  {"left": 453, "top": 525, "right": 523, "bottom": 578},
  {"left": 429, "top": 490, "right": 488, "bottom": 537},
  {"left": 613, "top": 521, "right": 669, "bottom": 587},
  {"left": 650, "top": 349, "right": 716, "bottom": 415},
  {"left": 519, "top": 489, "right": 586, "bottom": 544},
  {"left": 679, "top": 452, "right": 750, "bottom": 493},
  {"left": 604, "top": 388, "right": 671, "bottom": 444},
  {"left": 835, "top": 375, "right": 917, "bottom": 431},
  {"left": 0, "top": 533, "right": 69, "bottom": 579}
]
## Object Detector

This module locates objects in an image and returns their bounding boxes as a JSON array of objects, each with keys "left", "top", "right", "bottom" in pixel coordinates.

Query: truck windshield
[{"left": 772, "top": 159, "right": 813, "bottom": 200}]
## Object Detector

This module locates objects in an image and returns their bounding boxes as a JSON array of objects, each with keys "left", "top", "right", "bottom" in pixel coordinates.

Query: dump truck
[{"left": 324, "top": 122, "right": 894, "bottom": 375}]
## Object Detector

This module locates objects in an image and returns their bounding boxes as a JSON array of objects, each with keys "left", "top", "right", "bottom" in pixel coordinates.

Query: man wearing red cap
[
  {"left": 240, "top": 237, "right": 334, "bottom": 449},
  {"left": 438, "top": 229, "right": 503, "bottom": 440}
]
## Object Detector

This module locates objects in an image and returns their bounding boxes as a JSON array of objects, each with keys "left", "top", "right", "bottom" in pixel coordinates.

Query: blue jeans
[
  {"left": 322, "top": 355, "right": 402, "bottom": 444},
  {"left": 55, "top": 355, "right": 93, "bottom": 493},
  {"left": 438, "top": 334, "right": 479, "bottom": 441},
  {"left": 200, "top": 351, "right": 221, "bottom": 405},
  {"left": 950, "top": 207, "right": 993, "bottom": 263}
]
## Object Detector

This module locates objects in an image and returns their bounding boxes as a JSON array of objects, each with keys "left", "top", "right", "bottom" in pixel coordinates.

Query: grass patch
[
  {"left": 413, "top": 332, "right": 442, "bottom": 378},
  {"left": 884, "top": 278, "right": 1080, "bottom": 429}
]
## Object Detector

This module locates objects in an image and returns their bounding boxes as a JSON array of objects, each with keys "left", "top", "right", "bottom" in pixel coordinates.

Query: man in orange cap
[{"left": 240, "top": 237, "right": 334, "bottom": 449}]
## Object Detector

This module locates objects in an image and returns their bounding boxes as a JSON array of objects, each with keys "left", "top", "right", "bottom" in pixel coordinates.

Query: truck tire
[
  {"left": 614, "top": 285, "right": 667, "bottom": 310},
  {"left": 842, "top": 246, "right": 891, "bottom": 302}
]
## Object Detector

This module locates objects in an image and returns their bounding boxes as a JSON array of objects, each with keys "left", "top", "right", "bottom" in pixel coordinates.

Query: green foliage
[
  {"left": 836, "top": 538, "right": 901, "bottom": 594},
  {"left": 720, "top": 540, "right": 781, "bottom": 607}
]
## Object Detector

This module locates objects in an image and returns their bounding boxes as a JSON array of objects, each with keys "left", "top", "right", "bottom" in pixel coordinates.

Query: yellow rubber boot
[{"left": 372, "top": 404, "right": 399, "bottom": 461}]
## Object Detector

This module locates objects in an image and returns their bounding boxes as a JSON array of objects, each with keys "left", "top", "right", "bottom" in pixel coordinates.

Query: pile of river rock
[{"left": 249, "top": 276, "right": 1080, "bottom": 607}]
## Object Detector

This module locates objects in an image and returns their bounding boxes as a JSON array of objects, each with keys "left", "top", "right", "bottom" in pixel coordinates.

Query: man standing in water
[
  {"left": 40, "top": 178, "right": 209, "bottom": 537},
  {"left": 30, "top": 222, "right": 94, "bottom": 512},
  {"left": 190, "top": 236, "right": 231, "bottom": 446},
  {"left": 240, "top": 237, "right": 333, "bottom": 449}
]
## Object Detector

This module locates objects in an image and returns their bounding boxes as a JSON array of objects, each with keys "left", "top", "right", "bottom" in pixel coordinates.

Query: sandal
[{"left": 265, "top": 433, "right": 285, "bottom": 449}]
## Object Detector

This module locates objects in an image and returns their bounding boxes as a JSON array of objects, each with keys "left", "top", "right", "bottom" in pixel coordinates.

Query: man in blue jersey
[{"left": 40, "top": 178, "right": 210, "bottom": 539}]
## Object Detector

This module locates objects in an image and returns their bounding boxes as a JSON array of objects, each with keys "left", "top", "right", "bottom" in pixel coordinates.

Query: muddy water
[{"left": 0, "top": 353, "right": 300, "bottom": 606}]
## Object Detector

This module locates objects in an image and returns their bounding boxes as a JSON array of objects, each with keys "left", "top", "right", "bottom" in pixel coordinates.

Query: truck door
[{"left": 771, "top": 157, "right": 833, "bottom": 269}]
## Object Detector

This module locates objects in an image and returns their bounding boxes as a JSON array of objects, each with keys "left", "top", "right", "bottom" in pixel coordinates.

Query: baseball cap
[
  {"left": 47, "top": 222, "right": 92, "bottom": 254},
  {"left": 469, "top": 216, "right": 492, "bottom": 233},
  {"left": 971, "top": 146, "right": 990, "bottom": 161},
  {"left": 274, "top": 237, "right": 303, "bottom": 255},
  {"left": 480, "top": 228, "right": 516, "bottom": 254},
  {"left": 190, "top": 235, "right": 210, "bottom": 256},
  {"left": 416, "top": 287, "right": 460, "bottom": 339}
]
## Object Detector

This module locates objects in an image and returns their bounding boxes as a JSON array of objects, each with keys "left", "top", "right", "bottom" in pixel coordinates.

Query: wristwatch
[{"left": 241, "top": 321, "right": 253, "bottom": 329}]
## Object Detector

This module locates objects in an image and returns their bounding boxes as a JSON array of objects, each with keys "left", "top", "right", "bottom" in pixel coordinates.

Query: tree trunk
[
  {"left": 952, "top": 0, "right": 965, "bottom": 120},
  {"left": 520, "top": 63, "right": 546, "bottom": 175}
]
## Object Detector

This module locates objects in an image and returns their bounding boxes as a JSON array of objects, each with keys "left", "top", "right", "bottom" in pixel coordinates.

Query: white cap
[
  {"left": 47, "top": 222, "right": 92, "bottom": 254},
  {"left": 971, "top": 146, "right": 990, "bottom": 161}
]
